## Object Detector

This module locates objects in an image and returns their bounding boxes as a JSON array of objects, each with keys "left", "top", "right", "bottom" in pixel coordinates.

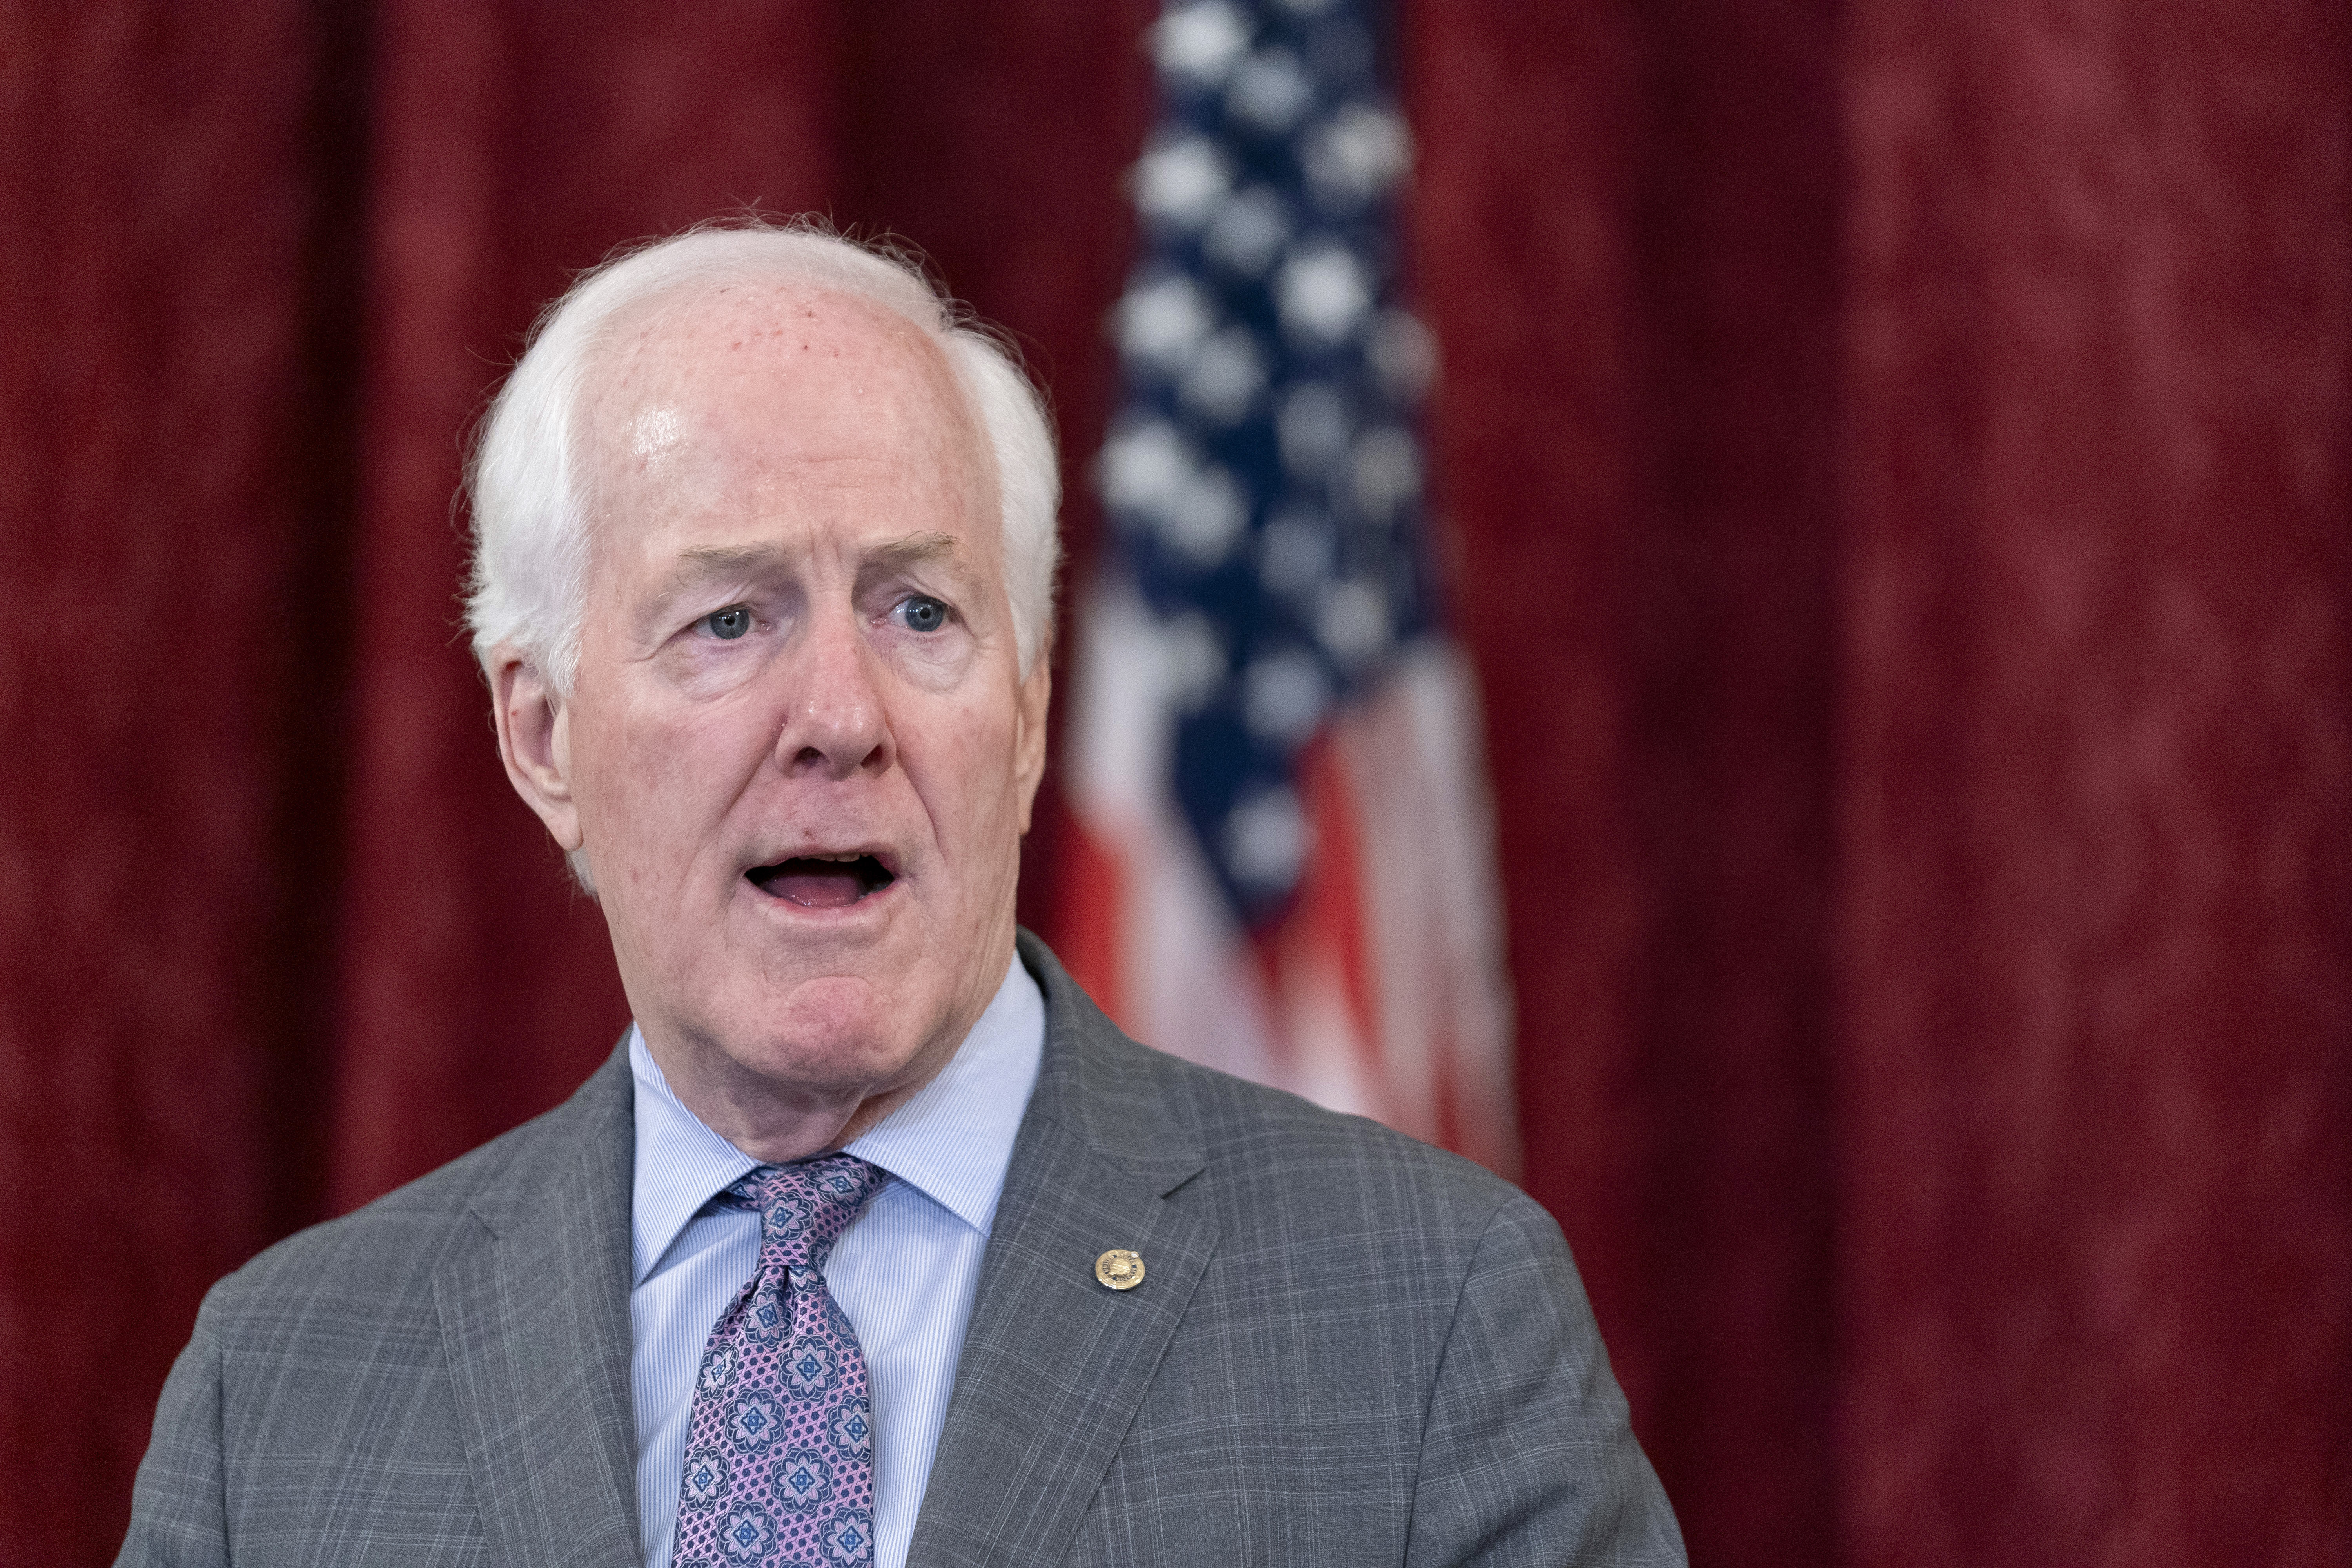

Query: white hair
[{"left": 464, "top": 220, "right": 1061, "bottom": 690}]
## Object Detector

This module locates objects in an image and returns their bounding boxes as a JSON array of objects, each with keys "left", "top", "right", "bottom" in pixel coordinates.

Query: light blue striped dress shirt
[{"left": 627, "top": 955, "right": 1045, "bottom": 1568}]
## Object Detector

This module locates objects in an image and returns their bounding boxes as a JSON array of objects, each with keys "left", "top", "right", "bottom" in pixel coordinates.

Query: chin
[{"left": 730, "top": 975, "right": 935, "bottom": 1091}]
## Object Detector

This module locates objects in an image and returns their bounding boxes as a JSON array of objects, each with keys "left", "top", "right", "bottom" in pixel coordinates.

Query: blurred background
[{"left": 2, "top": 0, "right": 2347, "bottom": 1563}]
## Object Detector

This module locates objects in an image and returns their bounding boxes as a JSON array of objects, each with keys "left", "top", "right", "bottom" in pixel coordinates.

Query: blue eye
[
  {"left": 705, "top": 605, "right": 751, "bottom": 640},
  {"left": 896, "top": 595, "right": 949, "bottom": 633}
]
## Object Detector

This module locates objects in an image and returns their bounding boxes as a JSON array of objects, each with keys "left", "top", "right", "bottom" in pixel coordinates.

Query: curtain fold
[
  {"left": 1837, "top": 2, "right": 2352, "bottom": 1558},
  {"left": 0, "top": 5, "right": 363, "bottom": 1559},
  {"left": 1408, "top": 5, "right": 1846, "bottom": 1558}
]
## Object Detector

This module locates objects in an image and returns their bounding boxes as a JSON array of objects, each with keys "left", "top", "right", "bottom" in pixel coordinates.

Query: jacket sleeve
[
  {"left": 1403, "top": 1194, "right": 1688, "bottom": 1568},
  {"left": 114, "top": 1285, "right": 232, "bottom": 1568}
]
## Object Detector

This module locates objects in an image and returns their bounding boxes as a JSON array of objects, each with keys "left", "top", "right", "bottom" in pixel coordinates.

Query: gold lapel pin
[{"left": 1095, "top": 1249, "right": 1145, "bottom": 1290}]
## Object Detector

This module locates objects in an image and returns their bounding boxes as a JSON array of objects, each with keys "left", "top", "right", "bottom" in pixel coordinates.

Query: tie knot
[{"left": 728, "top": 1152, "right": 886, "bottom": 1271}]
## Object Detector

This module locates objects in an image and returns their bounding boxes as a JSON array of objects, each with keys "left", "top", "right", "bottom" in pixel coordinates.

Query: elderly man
[{"left": 118, "top": 224, "right": 1684, "bottom": 1568}]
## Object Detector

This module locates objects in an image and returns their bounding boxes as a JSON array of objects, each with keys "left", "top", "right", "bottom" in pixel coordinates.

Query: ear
[
  {"left": 1011, "top": 646, "right": 1053, "bottom": 836},
  {"left": 488, "top": 645, "right": 584, "bottom": 854}
]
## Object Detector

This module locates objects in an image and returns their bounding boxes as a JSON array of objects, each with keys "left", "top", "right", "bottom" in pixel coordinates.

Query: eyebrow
[
  {"left": 656, "top": 533, "right": 972, "bottom": 608},
  {"left": 670, "top": 543, "right": 788, "bottom": 581},
  {"left": 668, "top": 533, "right": 963, "bottom": 578},
  {"left": 644, "top": 546, "right": 792, "bottom": 629},
  {"left": 866, "top": 530, "right": 965, "bottom": 572}
]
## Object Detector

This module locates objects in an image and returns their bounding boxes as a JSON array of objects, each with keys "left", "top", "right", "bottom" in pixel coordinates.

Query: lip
[
  {"left": 747, "top": 843, "right": 900, "bottom": 873},
  {"left": 741, "top": 846, "right": 902, "bottom": 918}
]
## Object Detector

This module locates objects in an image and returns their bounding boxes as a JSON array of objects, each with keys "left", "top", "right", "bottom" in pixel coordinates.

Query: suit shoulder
[
  {"left": 1022, "top": 932, "right": 1531, "bottom": 1239},
  {"left": 1113, "top": 1029, "right": 1540, "bottom": 1242},
  {"left": 203, "top": 1061, "right": 620, "bottom": 1330}
]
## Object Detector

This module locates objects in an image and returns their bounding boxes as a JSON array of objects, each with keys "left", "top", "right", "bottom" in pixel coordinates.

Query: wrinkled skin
[{"left": 489, "top": 281, "right": 1050, "bottom": 1161}]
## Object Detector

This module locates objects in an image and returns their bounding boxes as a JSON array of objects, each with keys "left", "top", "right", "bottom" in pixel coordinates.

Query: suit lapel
[
  {"left": 908, "top": 936, "right": 1221, "bottom": 1568},
  {"left": 437, "top": 1045, "right": 643, "bottom": 1568}
]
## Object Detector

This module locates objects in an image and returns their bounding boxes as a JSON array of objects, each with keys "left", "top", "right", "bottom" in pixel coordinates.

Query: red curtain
[
  {"left": 1409, "top": 8, "right": 1849, "bottom": 1557},
  {"left": 3, "top": 2, "right": 2345, "bottom": 1564}
]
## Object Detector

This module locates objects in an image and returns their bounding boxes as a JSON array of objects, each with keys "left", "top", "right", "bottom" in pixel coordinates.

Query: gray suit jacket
[{"left": 119, "top": 933, "right": 1684, "bottom": 1566}]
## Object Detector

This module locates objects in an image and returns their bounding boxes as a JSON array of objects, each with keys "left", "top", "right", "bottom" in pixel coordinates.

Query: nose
[{"left": 773, "top": 605, "right": 893, "bottom": 780}]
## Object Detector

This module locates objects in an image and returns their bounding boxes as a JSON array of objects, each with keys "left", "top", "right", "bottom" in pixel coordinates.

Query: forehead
[{"left": 577, "top": 279, "right": 993, "bottom": 544}]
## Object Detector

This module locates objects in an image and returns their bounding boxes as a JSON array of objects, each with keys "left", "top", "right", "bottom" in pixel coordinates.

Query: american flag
[{"left": 1055, "top": 0, "right": 1518, "bottom": 1174}]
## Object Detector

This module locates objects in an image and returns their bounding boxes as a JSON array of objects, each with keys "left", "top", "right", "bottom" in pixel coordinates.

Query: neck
[{"left": 646, "top": 1039, "right": 953, "bottom": 1163}]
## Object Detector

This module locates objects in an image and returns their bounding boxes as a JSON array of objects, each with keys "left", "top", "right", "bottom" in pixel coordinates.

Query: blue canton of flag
[{"left": 1100, "top": 0, "right": 1438, "bottom": 927}]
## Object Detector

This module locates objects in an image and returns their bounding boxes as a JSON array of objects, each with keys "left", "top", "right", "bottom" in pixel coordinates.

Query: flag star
[
  {"left": 1097, "top": 418, "right": 1247, "bottom": 567},
  {"left": 1202, "top": 186, "right": 1294, "bottom": 277},
  {"left": 1178, "top": 326, "right": 1269, "bottom": 425},
  {"left": 1099, "top": 419, "right": 1192, "bottom": 514},
  {"left": 1152, "top": 0, "right": 1253, "bottom": 88},
  {"left": 1161, "top": 461, "right": 1250, "bottom": 566},
  {"left": 1348, "top": 426, "right": 1422, "bottom": 522},
  {"left": 1242, "top": 648, "right": 1329, "bottom": 743},
  {"left": 1258, "top": 508, "right": 1335, "bottom": 597},
  {"left": 1135, "top": 135, "right": 1232, "bottom": 230},
  {"left": 1276, "top": 381, "right": 1352, "bottom": 477},
  {"left": 1303, "top": 102, "right": 1413, "bottom": 210},
  {"left": 1316, "top": 579, "right": 1392, "bottom": 666},
  {"left": 1224, "top": 785, "right": 1313, "bottom": 891},
  {"left": 1367, "top": 309, "right": 1437, "bottom": 401},
  {"left": 1226, "top": 47, "right": 1314, "bottom": 133},
  {"left": 1157, "top": 612, "right": 1231, "bottom": 711},
  {"left": 1115, "top": 274, "right": 1217, "bottom": 373},
  {"left": 1276, "top": 244, "right": 1373, "bottom": 343}
]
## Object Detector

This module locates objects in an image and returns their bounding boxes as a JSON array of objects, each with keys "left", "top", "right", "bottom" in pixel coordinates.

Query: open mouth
[{"left": 746, "top": 854, "right": 896, "bottom": 909}]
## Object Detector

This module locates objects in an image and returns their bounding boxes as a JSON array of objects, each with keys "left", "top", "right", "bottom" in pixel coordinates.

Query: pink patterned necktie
[{"left": 671, "top": 1153, "right": 888, "bottom": 1568}]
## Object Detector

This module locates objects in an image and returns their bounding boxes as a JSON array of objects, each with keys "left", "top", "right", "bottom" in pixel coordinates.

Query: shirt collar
[
  {"left": 842, "top": 953, "right": 1044, "bottom": 1238},
  {"left": 630, "top": 951, "right": 1045, "bottom": 1285}
]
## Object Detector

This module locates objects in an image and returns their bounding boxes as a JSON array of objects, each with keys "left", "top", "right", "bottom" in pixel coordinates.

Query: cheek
[
  {"left": 908, "top": 698, "right": 1028, "bottom": 852},
  {"left": 575, "top": 701, "right": 752, "bottom": 868}
]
